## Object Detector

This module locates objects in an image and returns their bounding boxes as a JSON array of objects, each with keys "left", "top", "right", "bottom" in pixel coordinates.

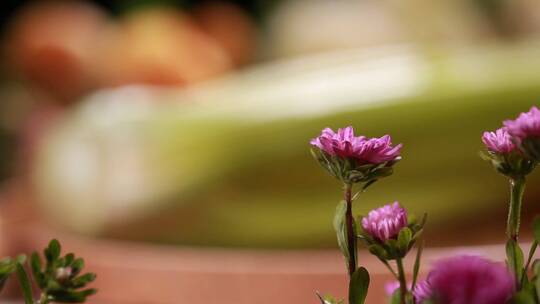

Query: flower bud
[
  {"left": 480, "top": 127, "right": 535, "bottom": 177},
  {"left": 55, "top": 267, "right": 72, "bottom": 282},
  {"left": 358, "top": 202, "right": 425, "bottom": 260},
  {"left": 361, "top": 202, "right": 407, "bottom": 242}
]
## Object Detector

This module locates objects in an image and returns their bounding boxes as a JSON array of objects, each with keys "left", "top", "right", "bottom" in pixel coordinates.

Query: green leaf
[
  {"left": 0, "top": 257, "right": 16, "bottom": 291},
  {"left": 349, "top": 267, "right": 370, "bottom": 304},
  {"left": 398, "top": 227, "right": 412, "bottom": 253},
  {"left": 48, "top": 239, "right": 61, "bottom": 261},
  {"left": 533, "top": 259, "right": 540, "bottom": 276},
  {"left": 390, "top": 289, "right": 400, "bottom": 304},
  {"left": 64, "top": 253, "right": 75, "bottom": 266},
  {"left": 30, "top": 252, "right": 43, "bottom": 286},
  {"left": 512, "top": 288, "right": 536, "bottom": 304},
  {"left": 533, "top": 216, "right": 540, "bottom": 244},
  {"left": 47, "top": 288, "right": 97, "bottom": 303},
  {"left": 412, "top": 242, "right": 424, "bottom": 290},
  {"left": 333, "top": 200, "right": 356, "bottom": 272},
  {"left": 15, "top": 255, "right": 27, "bottom": 264},
  {"left": 507, "top": 239, "right": 524, "bottom": 284},
  {"left": 368, "top": 245, "right": 387, "bottom": 260},
  {"left": 535, "top": 274, "right": 540, "bottom": 303},
  {"left": 15, "top": 263, "right": 34, "bottom": 304},
  {"left": 71, "top": 258, "right": 85, "bottom": 275},
  {"left": 385, "top": 239, "right": 399, "bottom": 258},
  {"left": 72, "top": 273, "right": 97, "bottom": 288},
  {"left": 522, "top": 242, "right": 538, "bottom": 287}
]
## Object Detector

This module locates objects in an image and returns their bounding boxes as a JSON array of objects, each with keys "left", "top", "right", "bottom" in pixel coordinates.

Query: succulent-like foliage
[{"left": 30, "top": 239, "right": 96, "bottom": 304}]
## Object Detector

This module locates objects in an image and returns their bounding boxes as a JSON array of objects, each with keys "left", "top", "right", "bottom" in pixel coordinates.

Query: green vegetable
[{"left": 35, "top": 44, "right": 540, "bottom": 248}]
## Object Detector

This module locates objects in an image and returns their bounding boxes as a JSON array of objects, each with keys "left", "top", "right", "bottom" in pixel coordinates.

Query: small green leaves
[
  {"left": 31, "top": 239, "right": 97, "bottom": 303},
  {"left": 507, "top": 239, "right": 525, "bottom": 288},
  {"left": 349, "top": 267, "right": 370, "bottom": 304}
]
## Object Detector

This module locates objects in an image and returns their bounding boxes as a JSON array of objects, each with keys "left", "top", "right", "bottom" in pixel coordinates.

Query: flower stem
[
  {"left": 507, "top": 177, "right": 526, "bottom": 241},
  {"left": 521, "top": 241, "right": 538, "bottom": 286},
  {"left": 344, "top": 183, "right": 357, "bottom": 277},
  {"left": 396, "top": 257, "right": 407, "bottom": 304}
]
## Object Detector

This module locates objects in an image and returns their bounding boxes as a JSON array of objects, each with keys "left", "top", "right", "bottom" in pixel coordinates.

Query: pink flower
[
  {"left": 413, "top": 280, "right": 433, "bottom": 303},
  {"left": 385, "top": 280, "right": 432, "bottom": 303},
  {"left": 481, "top": 127, "right": 516, "bottom": 154},
  {"left": 310, "top": 126, "right": 402, "bottom": 164},
  {"left": 504, "top": 106, "right": 540, "bottom": 140},
  {"left": 427, "top": 255, "right": 513, "bottom": 304},
  {"left": 361, "top": 202, "right": 408, "bottom": 241},
  {"left": 384, "top": 281, "right": 401, "bottom": 296}
]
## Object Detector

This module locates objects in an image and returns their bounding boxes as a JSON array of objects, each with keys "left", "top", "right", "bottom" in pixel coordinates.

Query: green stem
[
  {"left": 396, "top": 257, "right": 407, "bottom": 304},
  {"left": 521, "top": 241, "right": 538, "bottom": 286},
  {"left": 344, "top": 183, "right": 357, "bottom": 277},
  {"left": 507, "top": 177, "right": 526, "bottom": 241}
]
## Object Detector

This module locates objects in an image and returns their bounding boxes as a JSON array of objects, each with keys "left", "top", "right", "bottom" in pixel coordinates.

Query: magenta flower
[
  {"left": 504, "top": 106, "right": 540, "bottom": 139},
  {"left": 361, "top": 202, "right": 408, "bottom": 241},
  {"left": 427, "top": 255, "right": 513, "bottom": 304},
  {"left": 310, "top": 126, "right": 402, "bottom": 164},
  {"left": 413, "top": 280, "right": 433, "bottom": 303},
  {"left": 385, "top": 280, "right": 432, "bottom": 303},
  {"left": 482, "top": 127, "right": 516, "bottom": 154}
]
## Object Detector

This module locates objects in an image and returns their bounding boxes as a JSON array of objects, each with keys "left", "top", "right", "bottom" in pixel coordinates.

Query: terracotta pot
[{"left": 0, "top": 183, "right": 517, "bottom": 304}]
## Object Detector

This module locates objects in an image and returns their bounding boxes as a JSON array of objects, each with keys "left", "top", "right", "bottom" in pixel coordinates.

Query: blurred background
[{"left": 0, "top": 0, "right": 540, "bottom": 302}]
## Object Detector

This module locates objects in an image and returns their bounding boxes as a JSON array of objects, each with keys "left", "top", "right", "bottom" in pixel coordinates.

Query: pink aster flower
[
  {"left": 427, "top": 255, "right": 514, "bottom": 304},
  {"left": 413, "top": 280, "right": 433, "bottom": 303},
  {"left": 361, "top": 202, "right": 408, "bottom": 241},
  {"left": 504, "top": 106, "right": 540, "bottom": 139},
  {"left": 481, "top": 127, "right": 516, "bottom": 154},
  {"left": 310, "top": 126, "right": 402, "bottom": 164},
  {"left": 385, "top": 280, "right": 432, "bottom": 303}
]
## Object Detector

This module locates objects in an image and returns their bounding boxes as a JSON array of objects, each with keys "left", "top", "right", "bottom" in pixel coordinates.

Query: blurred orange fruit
[
  {"left": 4, "top": 1, "right": 109, "bottom": 103},
  {"left": 96, "top": 7, "right": 233, "bottom": 88},
  {"left": 193, "top": 2, "right": 257, "bottom": 66}
]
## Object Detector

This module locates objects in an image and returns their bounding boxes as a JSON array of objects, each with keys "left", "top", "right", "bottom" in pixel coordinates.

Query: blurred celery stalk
[{"left": 34, "top": 44, "right": 540, "bottom": 248}]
